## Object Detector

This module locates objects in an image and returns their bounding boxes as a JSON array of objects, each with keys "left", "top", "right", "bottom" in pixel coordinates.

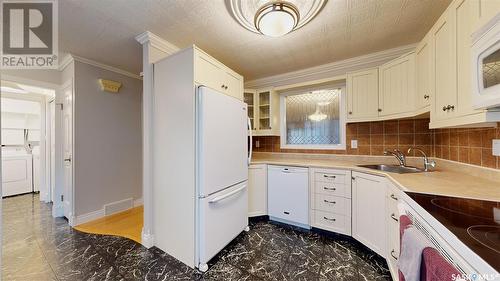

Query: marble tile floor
[{"left": 2, "top": 193, "right": 391, "bottom": 281}]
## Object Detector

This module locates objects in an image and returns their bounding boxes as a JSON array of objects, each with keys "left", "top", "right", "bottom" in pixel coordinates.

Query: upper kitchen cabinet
[
  {"left": 378, "top": 52, "right": 416, "bottom": 118},
  {"left": 244, "top": 89, "right": 257, "bottom": 132},
  {"left": 195, "top": 49, "right": 244, "bottom": 101},
  {"left": 346, "top": 68, "right": 379, "bottom": 122},
  {"left": 253, "top": 89, "right": 280, "bottom": 136},
  {"left": 415, "top": 35, "right": 432, "bottom": 111},
  {"left": 471, "top": 0, "right": 500, "bottom": 32},
  {"left": 429, "top": 0, "right": 500, "bottom": 128},
  {"left": 430, "top": 7, "right": 456, "bottom": 123}
]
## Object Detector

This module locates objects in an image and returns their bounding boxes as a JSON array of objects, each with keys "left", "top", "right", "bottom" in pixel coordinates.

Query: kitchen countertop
[{"left": 251, "top": 153, "right": 500, "bottom": 202}]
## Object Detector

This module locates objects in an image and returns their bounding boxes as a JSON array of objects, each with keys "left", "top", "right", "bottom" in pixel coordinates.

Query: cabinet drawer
[
  {"left": 314, "top": 194, "right": 350, "bottom": 215},
  {"left": 314, "top": 171, "right": 347, "bottom": 184},
  {"left": 314, "top": 182, "right": 350, "bottom": 198},
  {"left": 312, "top": 210, "right": 351, "bottom": 235}
]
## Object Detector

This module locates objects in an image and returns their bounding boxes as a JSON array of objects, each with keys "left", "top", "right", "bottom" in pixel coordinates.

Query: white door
[
  {"left": 62, "top": 83, "right": 73, "bottom": 219},
  {"left": 352, "top": 171, "right": 387, "bottom": 257},
  {"left": 49, "top": 100, "right": 56, "bottom": 203},
  {"left": 198, "top": 86, "right": 248, "bottom": 197}
]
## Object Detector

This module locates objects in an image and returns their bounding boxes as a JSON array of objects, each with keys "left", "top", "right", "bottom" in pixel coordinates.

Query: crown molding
[
  {"left": 245, "top": 43, "right": 417, "bottom": 89},
  {"left": 135, "top": 31, "right": 179, "bottom": 55},
  {"left": 57, "top": 53, "right": 142, "bottom": 80},
  {"left": 58, "top": 53, "right": 74, "bottom": 71},
  {"left": 74, "top": 55, "right": 142, "bottom": 80}
]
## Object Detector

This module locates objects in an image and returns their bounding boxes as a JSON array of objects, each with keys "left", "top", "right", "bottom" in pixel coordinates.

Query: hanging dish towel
[
  {"left": 398, "top": 225, "right": 432, "bottom": 281},
  {"left": 421, "top": 247, "right": 461, "bottom": 281}
]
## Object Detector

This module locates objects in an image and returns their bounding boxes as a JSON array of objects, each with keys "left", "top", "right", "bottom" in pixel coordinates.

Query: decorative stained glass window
[{"left": 281, "top": 88, "right": 346, "bottom": 149}]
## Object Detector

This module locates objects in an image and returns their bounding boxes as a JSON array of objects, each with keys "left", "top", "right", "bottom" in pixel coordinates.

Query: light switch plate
[
  {"left": 493, "top": 139, "right": 500, "bottom": 156},
  {"left": 255, "top": 140, "right": 260, "bottom": 148},
  {"left": 351, "top": 140, "right": 358, "bottom": 149}
]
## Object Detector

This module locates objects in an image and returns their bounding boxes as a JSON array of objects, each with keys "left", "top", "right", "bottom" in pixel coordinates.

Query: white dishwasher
[{"left": 268, "top": 165, "right": 309, "bottom": 228}]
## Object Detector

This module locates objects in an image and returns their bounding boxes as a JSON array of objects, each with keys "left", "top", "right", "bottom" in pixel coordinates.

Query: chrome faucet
[
  {"left": 384, "top": 149, "right": 406, "bottom": 166},
  {"left": 408, "top": 147, "right": 436, "bottom": 171}
]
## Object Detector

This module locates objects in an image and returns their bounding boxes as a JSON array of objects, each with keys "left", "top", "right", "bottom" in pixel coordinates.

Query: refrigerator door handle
[
  {"left": 209, "top": 185, "right": 246, "bottom": 204},
  {"left": 247, "top": 117, "right": 252, "bottom": 165}
]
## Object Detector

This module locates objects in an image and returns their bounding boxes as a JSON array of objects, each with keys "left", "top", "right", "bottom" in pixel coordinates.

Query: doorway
[{"left": 1, "top": 78, "right": 72, "bottom": 217}]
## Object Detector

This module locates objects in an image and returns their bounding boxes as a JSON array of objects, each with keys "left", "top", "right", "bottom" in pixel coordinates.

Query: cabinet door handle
[
  {"left": 323, "top": 187, "right": 336, "bottom": 191},
  {"left": 424, "top": 94, "right": 429, "bottom": 99},
  {"left": 391, "top": 213, "right": 399, "bottom": 222},
  {"left": 224, "top": 85, "right": 228, "bottom": 90},
  {"left": 323, "top": 216, "right": 336, "bottom": 222},
  {"left": 450, "top": 105, "right": 454, "bottom": 110},
  {"left": 324, "top": 200, "right": 336, "bottom": 204},
  {"left": 378, "top": 108, "right": 382, "bottom": 112},
  {"left": 323, "top": 175, "right": 336, "bottom": 178},
  {"left": 221, "top": 84, "right": 225, "bottom": 89},
  {"left": 348, "top": 111, "right": 352, "bottom": 115},
  {"left": 391, "top": 250, "right": 398, "bottom": 260},
  {"left": 442, "top": 106, "right": 447, "bottom": 111},
  {"left": 390, "top": 194, "right": 398, "bottom": 201}
]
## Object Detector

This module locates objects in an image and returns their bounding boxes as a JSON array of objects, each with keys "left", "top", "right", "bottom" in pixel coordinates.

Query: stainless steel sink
[{"left": 357, "top": 164, "right": 424, "bottom": 174}]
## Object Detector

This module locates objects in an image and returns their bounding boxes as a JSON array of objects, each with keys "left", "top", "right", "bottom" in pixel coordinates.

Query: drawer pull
[
  {"left": 323, "top": 216, "right": 336, "bottom": 222},
  {"left": 390, "top": 194, "right": 398, "bottom": 201},
  {"left": 323, "top": 187, "right": 336, "bottom": 191},
  {"left": 391, "top": 213, "right": 399, "bottom": 222},
  {"left": 323, "top": 175, "right": 336, "bottom": 179},
  {"left": 283, "top": 211, "right": 290, "bottom": 215},
  {"left": 391, "top": 250, "right": 398, "bottom": 260},
  {"left": 324, "top": 200, "right": 336, "bottom": 204}
]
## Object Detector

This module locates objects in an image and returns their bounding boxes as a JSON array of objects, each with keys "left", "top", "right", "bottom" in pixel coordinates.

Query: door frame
[
  {"left": 58, "top": 79, "right": 75, "bottom": 223},
  {"left": 1, "top": 74, "right": 58, "bottom": 205}
]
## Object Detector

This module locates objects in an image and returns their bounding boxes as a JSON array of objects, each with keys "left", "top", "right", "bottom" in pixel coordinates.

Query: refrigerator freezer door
[
  {"left": 198, "top": 86, "right": 248, "bottom": 197},
  {"left": 198, "top": 181, "right": 248, "bottom": 268}
]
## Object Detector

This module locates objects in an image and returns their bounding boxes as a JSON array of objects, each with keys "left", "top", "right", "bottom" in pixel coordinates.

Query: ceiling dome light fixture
[
  {"left": 230, "top": 0, "right": 326, "bottom": 37},
  {"left": 254, "top": 2, "right": 299, "bottom": 37}
]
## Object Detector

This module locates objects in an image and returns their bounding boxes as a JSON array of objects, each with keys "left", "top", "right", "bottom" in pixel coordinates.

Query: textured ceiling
[{"left": 59, "top": 0, "right": 451, "bottom": 81}]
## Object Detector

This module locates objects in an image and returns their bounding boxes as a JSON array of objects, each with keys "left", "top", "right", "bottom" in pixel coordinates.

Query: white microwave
[{"left": 472, "top": 13, "right": 500, "bottom": 109}]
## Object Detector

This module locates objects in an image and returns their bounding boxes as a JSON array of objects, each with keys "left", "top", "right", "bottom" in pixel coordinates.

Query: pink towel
[{"left": 421, "top": 247, "right": 461, "bottom": 281}]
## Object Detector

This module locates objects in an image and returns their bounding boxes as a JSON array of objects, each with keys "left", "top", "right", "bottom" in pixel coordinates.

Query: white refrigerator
[{"left": 196, "top": 86, "right": 249, "bottom": 271}]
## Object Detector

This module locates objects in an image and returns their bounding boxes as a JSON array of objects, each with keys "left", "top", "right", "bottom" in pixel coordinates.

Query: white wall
[{"left": 73, "top": 61, "right": 142, "bottom": 216}]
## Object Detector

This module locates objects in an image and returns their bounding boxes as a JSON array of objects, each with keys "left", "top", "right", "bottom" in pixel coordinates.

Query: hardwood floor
[{"left": 74, "top": 206, "right": 143, "bottom": 244}]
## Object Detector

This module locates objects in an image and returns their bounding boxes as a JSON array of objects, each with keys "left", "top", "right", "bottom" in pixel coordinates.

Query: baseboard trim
[
  {"left": 133, "top": 197, "right": 143, "bottom": 207},
  {"left": 141, "top": 228, "right": 155, "bottom": 248},
  {"left": 73, "top": 197, "right": 142, "bottom": 226},
  {"left": 74, "top": 209, "right": 105, "bottom": 226},
  {"left": 52, "top": 204, "right": 64, "bottom": 218}
]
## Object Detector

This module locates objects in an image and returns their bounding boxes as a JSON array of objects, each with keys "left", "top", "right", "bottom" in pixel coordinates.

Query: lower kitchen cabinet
[
  {"left": 386, "top": 182, "right": 402, "bottom": 277},
  {"left": 310, "top": 168, "right": 352, "bottom": 235},
  {"left": 268, "top": 165, "right": 309, "bottom": 227},
  {"left": 352, "top": 171, "right": 387, "bottom": 257},
  {"left": 248, "top": 164, "right": 267, "bottom": 217}
]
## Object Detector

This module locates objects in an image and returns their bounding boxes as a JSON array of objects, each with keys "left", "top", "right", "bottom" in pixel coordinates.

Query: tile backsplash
[{"left": 252, "top": 119, "right": 500, "bottom": 169}]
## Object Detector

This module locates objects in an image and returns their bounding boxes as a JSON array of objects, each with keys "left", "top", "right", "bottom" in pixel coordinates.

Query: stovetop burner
[{"left": 467, "top": 225, "right": 500, "bottom": 254}]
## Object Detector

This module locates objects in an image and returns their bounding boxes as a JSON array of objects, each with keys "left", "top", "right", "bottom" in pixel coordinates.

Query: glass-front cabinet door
[
  {"left": 244, "top": 88, "right": 280, "bottom": 136},
  {"left": 258, "top": 91, "right": 271, "bottom": 131},
  {"left": 244, "top": 90, "right": 256, "bottom": 131}
]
